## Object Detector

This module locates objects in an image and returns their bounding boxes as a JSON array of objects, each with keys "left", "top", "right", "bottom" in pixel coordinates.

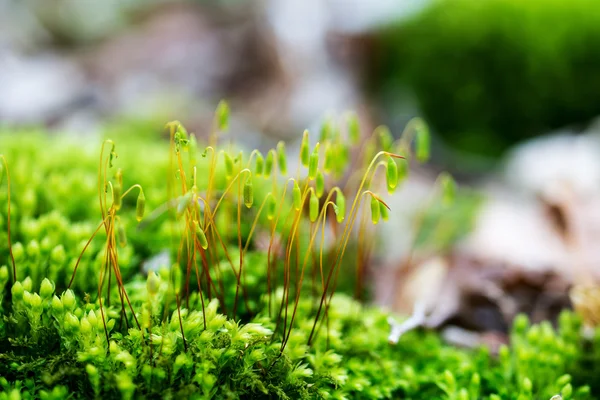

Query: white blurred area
[{"left": 0, "top": 0, "right": 429, "bottom": 137}]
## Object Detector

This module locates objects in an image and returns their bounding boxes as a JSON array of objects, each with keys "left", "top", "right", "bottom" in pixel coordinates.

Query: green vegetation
[
  {"left": 0, "top": 107, "right": 598, "bottom": 399},
  {"left": 374, "top": 0, "right": 600, "bottom": 156}
]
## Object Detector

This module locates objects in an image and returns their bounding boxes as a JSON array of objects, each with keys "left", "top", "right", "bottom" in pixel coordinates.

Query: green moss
[
  {"left": 0, "top": 115, "right": 598, "bottom": 399},
  {"left": 374, "top": 0, "right": 600, "bottom": 156}
]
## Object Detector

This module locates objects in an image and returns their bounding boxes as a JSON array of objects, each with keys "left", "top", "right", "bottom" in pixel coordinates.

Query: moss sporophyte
[{"left": 0, "top": 104, "right": 596, "bottom": 399}]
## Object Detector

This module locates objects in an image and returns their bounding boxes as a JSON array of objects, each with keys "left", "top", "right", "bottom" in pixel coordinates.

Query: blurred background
[{"left": 2, "top": 0, "right": 600, "bottom": 349}]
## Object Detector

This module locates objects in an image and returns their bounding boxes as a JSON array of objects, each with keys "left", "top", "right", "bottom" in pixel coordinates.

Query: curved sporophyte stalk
[
  {"left": 307, "top": 150, "right": 403, "bottom": 346},
  {"left": 67, "top": 140, "right": 145, "bottom": 347},
  {"left": 0, "top": 155, "right": 16, "bottom": 282},
  {"left": 280, "top": 186, "right": 347, "bottom": 352}
]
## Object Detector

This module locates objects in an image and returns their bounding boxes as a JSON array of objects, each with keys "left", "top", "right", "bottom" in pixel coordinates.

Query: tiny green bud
[
  {"left": 386, "top": 157, "right": 398, "bottom": 194},
  {"left": 255, "top": 153, "right": 264, "bottom": 176},
  {"left": 106, "top": 318, "right": 116, "bottom": 332},
  {"left": 277, "top": 142, "right": 287, "bottom": 175},
  {"left": 370, "top": 196, "right": 381, "bottom": 225},
  {"left": 309, "top": 191, "right": 319, "bottom": 222},
  {"left": 12, "top": 242, "right": 24, "bottom": 262},
  {"left": 147, "top": 271, "right": 160, "bottom": 296},
  {"left": 22, "top": 276, "right": 32, "bottom": 292},
  {"left": 243, "top": 179, "right": 254, "bottom": 208},
  {"left": 316, "top": 171, "right": 325, "bottom": 197},
  {"left": 264, "top": 150, "right": 275, "bottom": 177},
  {"left": 88, "top": 310, "right": 98, "bottom": 328},
  {"left": 380, "top": 201, "right": 389, "bottom": 222},
  {"left": 62, "top": 289, "right": 76, "bottom": 310},
  {"left": 110, "top": 341, "right": 118, "bottom": 354},
  {"left": 23, "top": 291, "right": 32, "bottom": 306},
  {"left": 224, "top": 153, "right": 235, "bottom": 179},
  {"left": 308, "top": 144, "right": 319, "bottom": 180},
  {"left": 86, "top": 364, "right": 98, "bottom": 376},
  {"left": 522, "top": 377, "right": 532, "bottom": 393},
  {"left": 513, "top": 313, "right": 530, "bottom": 334},
  {"left": 50, "top": 245, "right": 66, "bottom": 265},
  {"left": 347, "top": 112, "right": 360, "bottom": 144},
  {"left": 65, "top": 312, "right": 80, "bottom": 332},
  {"left": 267, "top": 193, "right": 277, "bottom": 220},
  {"left": 471, "top": 373, "right": 480, "bottom": 387},
  {"left": 81, "top": 317, "right": 92, "bottom": 334},
  {"left": 457, "top": 389, "right": 468, "bottom": 400},
  {"left": 51, "top": 295, "right": 63, "bottom": 313},
  {"left": 31, "top": 294, "right": 43, "bottom": 312},
  {"left": 443, "top": 370, "right": 456, "bottom": 388},
  {"left": 194, "top": 221, "right": 209, "bottom": 250},
  {"left": 40, "top": 278, "right": 55, "bottom": 299},
  {"left": 415, "top": 122, "right": 430, "bottom": 163},
  {"left": 335, "top": 192, "right": 345, "bottom": 223},
  {"left": 300, "top": 130, "right": 310, "bottom": 167},
  {"left": 136, "top": 190, "right": 146, "bottom": 222},
  {"left": 26, "top": 240, "right": 40, "bottom": 259},
  {"left": 293, "top": 182, "right": 302, "bottom": 211},
  {"left": 216, "top": 100, "right": 230, "bottom": 131}
]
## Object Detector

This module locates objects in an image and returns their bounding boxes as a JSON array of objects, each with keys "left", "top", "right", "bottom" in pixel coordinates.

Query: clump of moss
[
  {"left": 0, "top": 106, "right": 599, "bottom": 399},
  {"left": 374, "top": 0, "right": 600, "bottom": 156}
]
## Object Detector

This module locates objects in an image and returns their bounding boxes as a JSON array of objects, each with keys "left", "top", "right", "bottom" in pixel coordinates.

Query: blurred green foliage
[{"left": 374, "top": 0, "right": 600, "bottom": 156}]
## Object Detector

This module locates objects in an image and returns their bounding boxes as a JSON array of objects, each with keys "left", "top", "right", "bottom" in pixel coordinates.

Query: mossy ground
[{"left": 0, "top": 125, "right": 599, "bottom": 399}]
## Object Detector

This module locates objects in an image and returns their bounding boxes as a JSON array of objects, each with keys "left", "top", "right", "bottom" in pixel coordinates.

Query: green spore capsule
[
  {"left": 255, "top": 152, "right": 264, "bottom": 176},
  {"left": 308, "top": 144, "right": 319, "bottom": 180},
  {"left": 277, "top": 141, "right": 287, "bottom": 175},
  {"left": 267, "top": 193, "right": 277, "bottom": 220},
  {"left": 113, "top": 182, "right": 122, "bottom": 211},
  {"left": 386, "top": 157, "right": 398, "bottom": 194},
  {"left": 309, "top": 191, "right": 319, "bottom": 222},
  {"left": 216, "top": 100, "right": 230, "bottom": 132},
  {"left": 316, "top": 171, "right": 325, "bottom": 197},
  {"left": 224, "top": 153, "right": 235, "bottom": 179},
  {"left": 264, "top": 149, "right": 275, "bottom": 177},
  {"left": 243, "top": 179, "right": 254, "bottom": 208},
  {"left": 380, "top": 201, "right": 390, "bottom": 222},
  {"left": 194, "top": 221, "right": 209, "bottom": 250},
  {"left": 335, "top": 192, "right": 346, "bottom": 223},
  {"left": 136, "top": 190, "right": 146, "bottom": 222},
  {"left": 370, "top": 196, "right": 380, "bottom": 225},
  {"left": 147, "top": 271, "right": 160, "bottom": 296},
  {"left": 324, "top": 143, "right": 334, "bottom": 173},
  {"left": 293, "top": 181, "right": 302, "bottom": 211},
  {"left": 177, "top": 191, "right": 192, "bottom": 216},
  {"left": 320, "top": 118, "right": 331, "bottom": 142},
  {"left": 398, "top": 158, "right": 408, "bottom": 184},
  {"left": 415, "top": 123, "right": 430, "bottom": 163},
  {"left": 439, "top": 173, "right": 456, "bottom": 206},
  {"left": 300, "top": 130, "right": 310, "bottom": 167},
  {"left": 347, "top": 112, "right": 360, "bottom": 144},
  {"left": 378, "top": 126, "right": 393, "bottom": 152}
]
